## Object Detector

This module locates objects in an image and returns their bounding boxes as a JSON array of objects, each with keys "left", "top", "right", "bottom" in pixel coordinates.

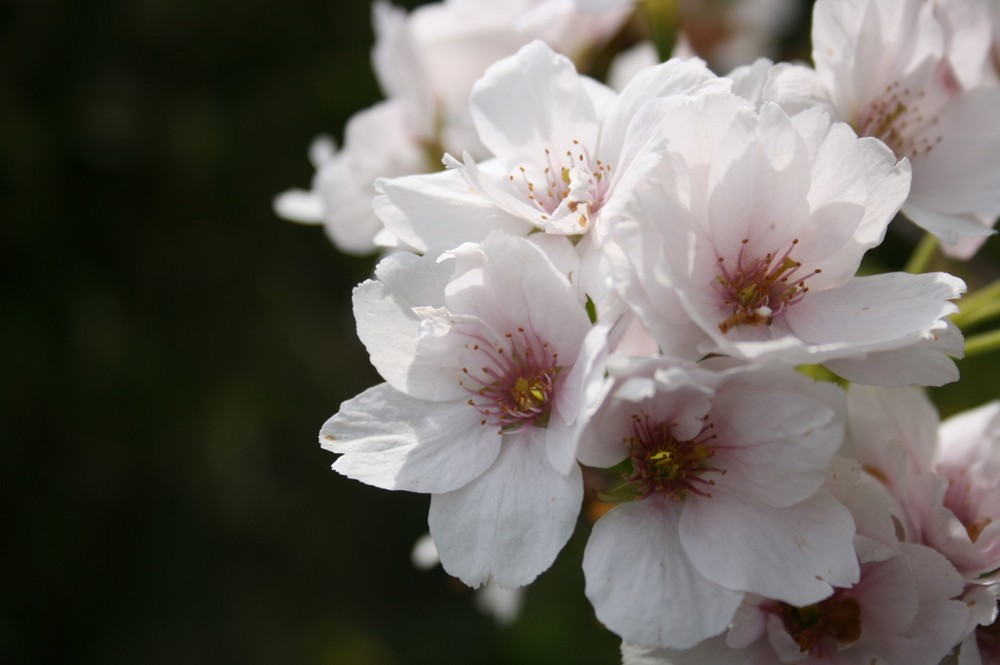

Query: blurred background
[{"left": 2, "top": 0, "right": 997, "bottom": 663}]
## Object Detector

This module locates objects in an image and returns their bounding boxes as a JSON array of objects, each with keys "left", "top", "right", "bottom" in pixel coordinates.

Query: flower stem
[
  {"left": 963, "top": 327, "right": 1000, "bottom": 358},
  {"left": 904, "top": 234, "right": 938, "bottom": 274},
  {"left": 643, "top": 0, "right": 678, "bottom": 62},
  {"left": 953, "top": 277, "right": 1000, "bottom": 330}
]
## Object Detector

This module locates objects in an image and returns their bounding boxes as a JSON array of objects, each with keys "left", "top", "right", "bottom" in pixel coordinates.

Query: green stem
[
  {"left": 955, "top": 299, "right": 1000, "bottom": 331},
  {"left": 643, "top": 0, "right": 678, "bottom": 62},
  {"left": 904, "top": 234, "right": 938, "bottom": 274},
  {"left": 963, "top": 327, "right": 1000, "bottom": 357},
  {"left": 953, "top": 277, "right": 1000, "bottom": 329}
]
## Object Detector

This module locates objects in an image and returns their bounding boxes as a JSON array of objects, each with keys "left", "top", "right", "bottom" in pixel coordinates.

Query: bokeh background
[{"left": 3, "top": 0, "right": 998, "bottom": 663}]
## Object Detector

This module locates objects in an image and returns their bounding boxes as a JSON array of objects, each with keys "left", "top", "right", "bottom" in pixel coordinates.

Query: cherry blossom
[
  {"left": 321, "top": 232, "right": 592, "bottom": 588},
  {"left": 579, "top": 360, "right": 858, "bottom": 649},
  {"left": 623, "top": 459, "right": 971, "bottom": 665},
  {"left": 749, "top": 0, "right": 1000, "bottom": 258},
  {"left": 847, "top": 386, "right": 1000, "bottom": 583},
  {"left": 276, "top": 0, "right": 633, "bottom": 253},
  {"left": 374, "top": 41, "right": 731, "bottom": 252},
  {"left": 609, "top": 93, "right": 965, "bottom": 385}
]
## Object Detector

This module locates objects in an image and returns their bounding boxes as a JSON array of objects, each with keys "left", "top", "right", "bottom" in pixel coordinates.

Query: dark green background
[{"left": 2, "top": 0, "right": 996, "bottom": 663}]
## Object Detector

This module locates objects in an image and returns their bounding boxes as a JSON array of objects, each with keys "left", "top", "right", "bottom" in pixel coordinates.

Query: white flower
[
  {"left": 322, "top": 233, "right": 593, "bottom": 588},
  {"left": 579, "top": 360, "right": 858, "bottom": 649},
  {"left": 754, "top": 0, "right": 1000, "bottom": 257},
  {"left": 609, "top": 93, "right": 965, "bottom": 385},
  {"left": 276, "top": 0, "right": 634, "bottom": 254},
  {"left": 273, "top": 99, "right": 430, "bottom": 254},
  {"left": 848, "top": 386, "right": 1000, "bottom": 583},
  {"left": 624, "top": 459, "right": 971, "bottom": 665},
  {"left": 374, "top": 41, "right": 730, "bottom": 251}
]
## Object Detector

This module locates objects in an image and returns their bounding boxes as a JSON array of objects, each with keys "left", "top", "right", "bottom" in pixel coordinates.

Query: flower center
[
  {"left": 773, "top": 591, "right": 862, "bottom": 655},
  {"left": 459, "top": 327, "right": 559, "bottom": 433},
  {"left": 508, "top": 139, "right": 612, "bottom": 229},
  {"left": 715, "top": 238, "right": 820, "bottom": 333},
  {"left": 855, "top": 66, "right": 958, "bottom": 159},
  {"left": 624, "top": 413, "right": 723, "bottom": 500}
]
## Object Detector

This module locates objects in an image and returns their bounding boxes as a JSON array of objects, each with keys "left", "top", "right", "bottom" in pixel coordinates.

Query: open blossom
[
  {"left": 374, "top": 41, "right": 731, "bottom": 252},
  {"left": 608, "top": 92, "right": 965, "bottom": 385},
  {"left": 847, "top": 386, "right": 1000, "bottom": 583},
  {"left": 623, "top": 459, "right": 971, "bottom": 665},
  {"left": 275, "top": 1, "right": 633, "bottom": 254},
  {"left": 747, "top": 0, "right": 1000, "bottom": 258},
  {"left": 579, "top": 359, "right": 858, "bottom": 649},
  {"left": 322, "top": 232, "right": 593, "bottom": 588}
]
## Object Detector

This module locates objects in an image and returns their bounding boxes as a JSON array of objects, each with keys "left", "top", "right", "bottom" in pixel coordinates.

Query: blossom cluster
[{"left": 279, "top": 0, "right": 1000, "bottom": 663}]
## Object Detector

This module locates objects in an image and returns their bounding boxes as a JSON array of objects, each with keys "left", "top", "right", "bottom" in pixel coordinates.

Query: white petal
[
  {"left": 825, "top": 320, "right": 963, "bottom": 387},
  {"left": 902, "top": 201, "right": 996, "bottom": 248},
  {"left": 470, "top": 41, "right": 598, "bottom": 159},
  {"left": 584, "top": 498, "right": 743, "bottom": 649},
  {"left": 323, "top": 383, "right": 501, "bottom": 493},
  {"left": 353, "top": 250, "right": 465, "bottom": 401},
  {"left": 428, "top": 428, "right": 583, "bottom": 588},
  {"left": 711, "top": 380, "right": 841, "bottom": 508},
  {"left": 600, "top": 57, "right": 729, "bottom": 162},
  {"left": 374, "top": 168, "right": 533, "bottom": 253},
  {"left": 273, "top": 188, "right": 325, "bottom": 224},
  {"left": 909, "top": 87, "right": 1000, "bottom": 220},
  {"left": 785, "top": 272, "right": 964, "bottom": 352},
  {"left": 445, "top": 233, "right": 591, "bottom": 360},
  {"left": 680, "top": 489, "right": 859, "bottom": 605}
]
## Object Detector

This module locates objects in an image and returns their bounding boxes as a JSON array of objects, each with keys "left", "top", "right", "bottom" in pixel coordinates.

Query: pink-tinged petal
[
  {"left": 604, "top": 219, "right": 708, "bottom": 360},
  {"left": 784, "top": 272, "right": 964, "bottom": 350},
  {"left": 704, "top": 105, "right": 812, "bottom": 261},
  {"left": 470, "top": 41, "right": 598, "bottom": 160},
  {"left": 680, "top": 489, "right": 859, "bottom": 605},
  {"left": 761, "top": 62, "right": 837, "bottom": 116},
  {"left": 869, "top": 544, "right": 969, "bottom": 665},
  {"left": 445, "top": 233, "right": 591, "bottom": 361},
  {"left": 656, "top": 94, "right": 757, "bottom": 184},
  {"left": 826, "top": 320, "right": 963, "bottom": 387},
  {"left": 847, "top": 385, "right": 938, "bottom": 474},
  {"left": 447, "top": 151, "right": 554, "bottom": 229},
  {"left": 583, "top": 497, "right": 744, "bottom": 649},
  {"left": 371, "top": 1, "right": 433, "bottom": 108},
  {"left": 852, "top": 555, "right": 919, "bottom": 639},
  {"left": 909, "top": 87, "right": 1000, "bottom": 220},
  {"left": 323, "top": 383, "right": 501, "bottom": 493},
  {"left": 939, "top": 229, "right": 993, "bottom": 261},
  {"left": 543, "top": 406, "right": 581, "bottom": 477},
  {"left": 354, "top": 250, "right": 466, "bottom": 401},
  {"left": 728, "top": 58, "right": 774, "bottom": 107},
  {"left": 428, "top": 428, "right": 582, "bottom": 588},
  {"left": 374, "top": 168, "right": 533, "bottom": 252},
  {"left": 801, "top": 118, "right": 910, "bottom": 256},
  {"left": 576, "top": 356, "right": 716, "bottom": 470},
  {"left": 711, "top": 382, "right": 841, "bottom": 508},
  {"left": 907, "top": 472, "right": 981, "bottom": 568},
  {"left": 599, "top": 57, "right": 729, "bottom": 162},
  {"left": 902, "top": 201, "right": 996, "bottom": 248},
  {"left": 825, "top": 458, "right": 902, "bottom": 553},
  {"left": 938, "top": 401, "right": 1000, "bottom": 470}
]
